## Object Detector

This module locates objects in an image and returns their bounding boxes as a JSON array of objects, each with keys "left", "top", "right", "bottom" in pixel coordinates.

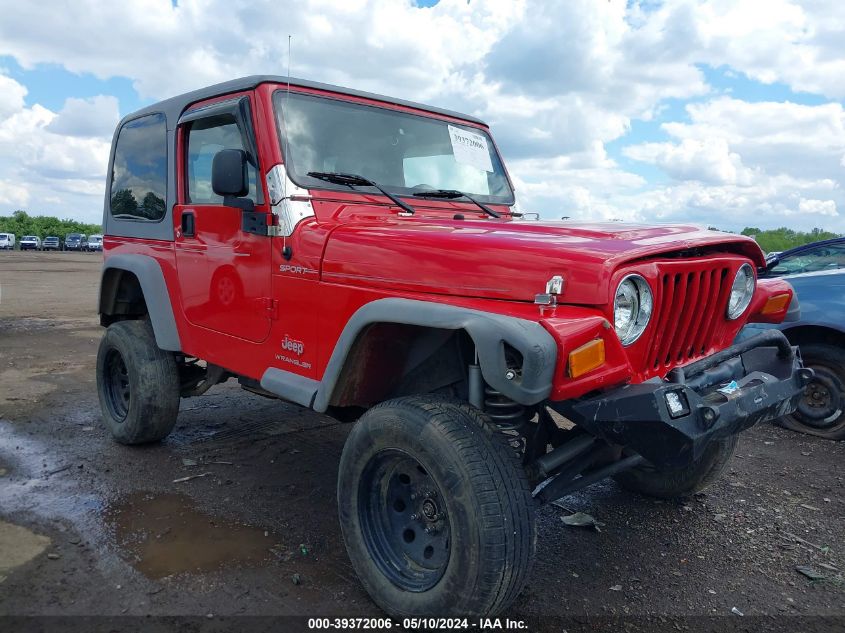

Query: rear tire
[
  {"left": 337, "top": 396, "right": 536, "bottom": 617},
  {"left": 777, "top": 343, "right": 845, "bottom": 440},
  {"left": 613, "top": 435, "right": 738, "bottom": 499},
  {"left": 96, "top": 320, "right": 180, "bottom": 444}
]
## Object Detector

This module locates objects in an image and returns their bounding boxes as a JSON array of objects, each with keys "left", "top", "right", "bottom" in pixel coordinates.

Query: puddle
[
  {"left": 0, "top": 520, "right": 51, "bottom": 582},
  {"left": 106, "top": 492, "right": 275, "bottom": 579},
  {"left": 0, "top": 368, "right": 58, "bottom": 403}
]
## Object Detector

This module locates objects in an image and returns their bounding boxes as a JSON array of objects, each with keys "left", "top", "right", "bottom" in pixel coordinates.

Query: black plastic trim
[
  {"left": 311, "top": 298, "right": 557, "bottom": 412},
  {"left": 552, "top": 334, "right": 810, "bottom": 469},
  {"left": 99, "top": 254, "right": 182, "bottom": 351}
]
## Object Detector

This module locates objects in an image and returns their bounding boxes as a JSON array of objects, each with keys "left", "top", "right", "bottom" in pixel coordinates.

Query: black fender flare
[
  {"left": 309, "top": 298, "right": 557, "bottom": 412},
  {"left": 99, "top": 254, "right": 182, "bottom": 351}
]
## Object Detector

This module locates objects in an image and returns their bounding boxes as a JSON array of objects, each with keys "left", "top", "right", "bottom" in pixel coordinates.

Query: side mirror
[{"left": 212, "top": 149, "right": 249, "bottom": 197}]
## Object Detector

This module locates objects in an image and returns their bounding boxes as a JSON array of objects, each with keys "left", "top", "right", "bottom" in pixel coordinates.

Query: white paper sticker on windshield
[{"left": 448, "top": 125, "right": 494, "bottom": 173}]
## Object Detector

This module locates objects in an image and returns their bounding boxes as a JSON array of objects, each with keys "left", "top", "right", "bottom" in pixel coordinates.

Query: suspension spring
[{"left": 484, "top": 386, "right": 530, "bottom": 432}]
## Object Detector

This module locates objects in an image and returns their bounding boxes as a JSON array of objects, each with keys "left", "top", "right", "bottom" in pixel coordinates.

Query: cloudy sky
[{"left": 1, "top": 0, "right": 844, "bottom": 232}]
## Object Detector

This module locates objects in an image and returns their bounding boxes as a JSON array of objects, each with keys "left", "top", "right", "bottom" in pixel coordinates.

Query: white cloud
[
  {"left": 0, "top": 179, "right": 30, "bottom": 207},
  {"left": 46, "top": 96, "right": 120, "bottom": 138},
  {"left": 623, "top": 97, "right": 845, "bottom": 229},
  {"left": 0, "top": 71, "right": 27, "bottom": 118},
  {"left": 0, "top": 0, "right": 525, "bottom": 101},
  {"left": 799, "top": 198, "right": 838, "bottom": 217},
  {"left": 624, "top": 137, "right": 753, "bottom": 185},
  {"left": 0, "top": 0, "right": 843, "bottom": 232},
  {"left": 0, "top": 72, "right": 110, "bottom": 220},
  {"left": 630, "top": 0, "right": 845, "bottom": 100}
]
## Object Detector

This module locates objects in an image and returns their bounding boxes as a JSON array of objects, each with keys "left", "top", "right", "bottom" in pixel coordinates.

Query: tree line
[
  {"left": 1, "top": 209, "right": 841, "bottom": 254},
  {"left": 0, "top": 210, "right": 102, "bottom": 240},
  {"left": 738, "top": 226, "right": 841, "bottom": 254}
]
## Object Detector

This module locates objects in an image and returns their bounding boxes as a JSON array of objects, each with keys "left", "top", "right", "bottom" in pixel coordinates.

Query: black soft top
[
  {"left": 105, "top": 76, "right": 486, "bottom": 242},
  {"left": 120, "top": 75, "right": 485, "bottom": 129}
]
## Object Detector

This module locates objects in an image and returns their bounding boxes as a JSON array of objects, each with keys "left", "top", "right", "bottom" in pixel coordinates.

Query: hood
[{"left": 321, "top": 220, "right": 765, "bottom": 304}]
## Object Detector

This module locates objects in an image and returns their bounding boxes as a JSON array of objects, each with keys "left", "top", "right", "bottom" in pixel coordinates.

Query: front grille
[{"left": 646, "top": 263, "right": 733, "bottom": 371}]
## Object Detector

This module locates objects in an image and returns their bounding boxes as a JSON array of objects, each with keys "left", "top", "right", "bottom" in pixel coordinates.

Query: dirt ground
[{"left": 1, "top": 252, "right": 844, "bottom": 630}]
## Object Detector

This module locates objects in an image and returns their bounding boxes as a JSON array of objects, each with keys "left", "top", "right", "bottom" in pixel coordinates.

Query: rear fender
[{"left": 99, "top": 254, "right": 181, "bottom": 351}]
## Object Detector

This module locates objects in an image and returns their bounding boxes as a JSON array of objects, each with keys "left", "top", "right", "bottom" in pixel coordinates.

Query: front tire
[
  {"left": 778, "top": 343, "right": 845, "bottom": 440},
  {"left": 613, "top": 435, "right": 738, "bottom": 499},
  {"left": 96, "top": 320, "right": 180, "bottom": 444},
  {"left": 338, "top": 396, "right": 536, "bottom": 617}
]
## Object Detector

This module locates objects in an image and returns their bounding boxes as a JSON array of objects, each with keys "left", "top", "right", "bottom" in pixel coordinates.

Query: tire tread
[{"left": 339, "top": 395, "right": 536, "bottom": 616}]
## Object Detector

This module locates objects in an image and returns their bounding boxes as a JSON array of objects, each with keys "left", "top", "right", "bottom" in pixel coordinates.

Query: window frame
[
  {"left": 109, "top": 111, "right": 169, "bottom": 223},
  {"left": 179, "top": 96, "right": 264, "bottom": 206}
]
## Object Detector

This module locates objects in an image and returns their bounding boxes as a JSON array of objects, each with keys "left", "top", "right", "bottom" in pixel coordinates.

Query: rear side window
[
  {"left": 110, "top": 113, "right": 168, "bottom": 221},
  {"left": 186, "top": 114, "right": 257, "bottom": 204}
]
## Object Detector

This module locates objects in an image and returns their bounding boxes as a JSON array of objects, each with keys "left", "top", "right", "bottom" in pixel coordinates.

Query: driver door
[{"left": 174, "top": 95, "right": 272, "bottom": 343}]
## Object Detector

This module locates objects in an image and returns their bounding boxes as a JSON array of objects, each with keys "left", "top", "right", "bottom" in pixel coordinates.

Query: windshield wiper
[
  {"left": 412, "top": 189, "right": 501, "bottom": 218},
  {"left": 307, "top": 171, "right": 416, "bottom": 215}
]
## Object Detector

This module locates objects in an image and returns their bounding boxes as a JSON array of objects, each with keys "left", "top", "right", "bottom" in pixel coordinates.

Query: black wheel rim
[
  {"left": 103, "top": 348, "right": 130, "bottom": 422},
  {"left": 358, "top": 450, "right": 451, "bottom": 592},
  {"left": 795, "top": 366, "right": 843, "bottom": 429}
]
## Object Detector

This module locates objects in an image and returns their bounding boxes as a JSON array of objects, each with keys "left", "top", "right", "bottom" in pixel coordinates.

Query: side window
[
  {"left": 110, "top": 113, "right": 167, "bottom": 221},
  {"left": 186, "top": 114, "right": 257, "bottom": 204},
  {"left": 772, "top": 243, "right": 845, "bottom": 276},
  {"left": 804, "top": 244, "right": 845, "bottom": 271}
]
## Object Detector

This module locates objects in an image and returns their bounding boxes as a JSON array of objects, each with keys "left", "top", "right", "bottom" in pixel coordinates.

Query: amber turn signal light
[
  {"left": 760, "top": 293, "right": 791, "bottom": 315},
  {"left": 567, "top": 339, "right": 606, "bottom": 378}
]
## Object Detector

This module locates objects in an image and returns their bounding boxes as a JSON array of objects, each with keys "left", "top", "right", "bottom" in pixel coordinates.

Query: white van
[
  {"left": 20, "top": 235, "right": 41, "bottom": 251},
  {"left": 0, "top": 233, "right": 15, "bottom": 250}
]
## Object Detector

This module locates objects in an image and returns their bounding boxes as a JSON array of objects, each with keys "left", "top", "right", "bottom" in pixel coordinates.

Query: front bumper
[{"left": 551, "top": 331, "right": 813, "bottom": 469}]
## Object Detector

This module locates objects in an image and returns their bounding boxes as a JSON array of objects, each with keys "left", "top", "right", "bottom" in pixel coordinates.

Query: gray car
[
  {"left": 42, "top": 236, "right": 62, "bottom": 251},
  {"left": 740, "top": 267, "right": 845, "bottom": 439}
]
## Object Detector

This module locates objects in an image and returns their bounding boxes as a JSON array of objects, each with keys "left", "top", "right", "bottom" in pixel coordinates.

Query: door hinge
[{"left": 262, "top": 297, "right": 279, "bottom": 320}]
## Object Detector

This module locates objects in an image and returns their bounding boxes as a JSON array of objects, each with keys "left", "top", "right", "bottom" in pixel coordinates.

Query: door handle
[{"left": 181, "top": 211, "right": 196, "bottom": 237}]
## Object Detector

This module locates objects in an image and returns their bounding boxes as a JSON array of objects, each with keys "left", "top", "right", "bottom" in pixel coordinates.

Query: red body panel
[
  {"left": 103, "top": 81, "right": 790, "bottom": 403},
  {"left": 321, "top": 220, "right": 764, "bottom": 304}
]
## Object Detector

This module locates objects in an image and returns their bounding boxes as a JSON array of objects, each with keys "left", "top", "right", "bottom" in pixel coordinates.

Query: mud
[
  {"left": 0, "top": 520, "right": 50, "bottom": 582},
  {"left": 107, "top": 492, "right": 277, "bottom": 579},
  {"left": 1, "top": 252, "right": 844, "bottom": 623}
]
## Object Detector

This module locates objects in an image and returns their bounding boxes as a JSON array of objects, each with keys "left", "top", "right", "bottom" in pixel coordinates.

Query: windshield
[
  {"left": 90, "top": 236, "right": 102, "bottom": 243},
  {"left": 67, "top": 234, "right": 81, "bottom": 240},
  {"left": 23, "top": 236, "right": 36, "bottom": 240},
  {"left": 274, "top": 92, "right": 514, "bottom": 205}
]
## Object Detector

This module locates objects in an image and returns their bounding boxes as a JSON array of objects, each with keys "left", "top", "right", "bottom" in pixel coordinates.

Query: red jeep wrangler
[{"left": 96, "top": 75, "right": 810, "bottom": 617}]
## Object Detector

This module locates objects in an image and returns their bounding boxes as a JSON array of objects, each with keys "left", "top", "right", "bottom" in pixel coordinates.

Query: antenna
[
  {"left": 286, "top": 34, "right": 292, "bottom": 104},
  {"left": 284, "top": 34, "right": 291, "bottom": 205}
]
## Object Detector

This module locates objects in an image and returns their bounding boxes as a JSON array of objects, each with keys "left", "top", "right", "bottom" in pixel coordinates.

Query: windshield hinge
[{"left": 535, "top": 275, "right": 564, "bottom": 306}]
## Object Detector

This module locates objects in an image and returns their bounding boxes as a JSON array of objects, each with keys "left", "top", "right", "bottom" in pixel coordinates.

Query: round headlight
[
  {"left": 614, "top": 274, "right": 653, "bottom": 345},
  {"left": 727, "top": 263, "right": 755, "bottom": 320}
]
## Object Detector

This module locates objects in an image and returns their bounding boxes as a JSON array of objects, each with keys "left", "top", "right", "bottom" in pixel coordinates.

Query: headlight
[
  {"left": 614, "top": 274, "right": 653, "bottom": 345},
  {"left": 727, "top": 263, "right": 755, "bottom": 320}
]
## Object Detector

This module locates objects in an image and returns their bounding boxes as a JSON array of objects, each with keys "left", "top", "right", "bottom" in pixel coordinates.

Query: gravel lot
[{"left": 1, "top": 251, "right": 844, "bottom": 630}]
